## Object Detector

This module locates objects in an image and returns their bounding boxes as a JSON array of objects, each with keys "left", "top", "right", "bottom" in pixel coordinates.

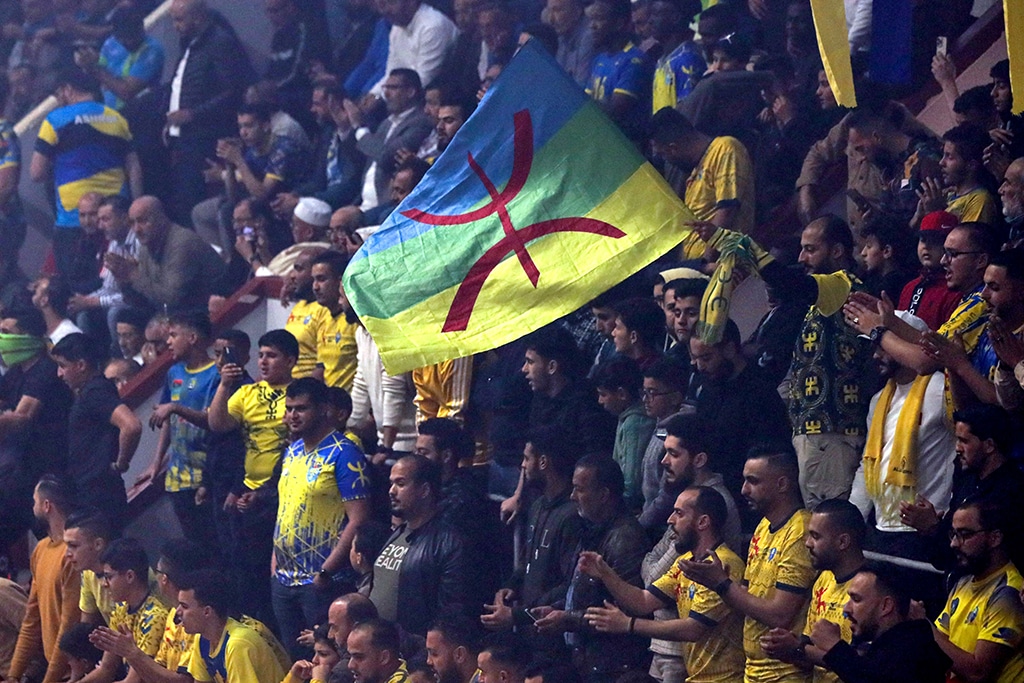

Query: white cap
[
  {"left": 294, "top": 197, "right": 332, "bottom": 227},
  {"left": 895, "top": 310, "right": 930, "bottom": 333}
]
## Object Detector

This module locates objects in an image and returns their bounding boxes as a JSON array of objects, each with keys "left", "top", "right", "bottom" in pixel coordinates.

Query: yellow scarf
[
  {"left": 697, "top": 228, "right": 774, "bottom": 344},
  {"left": 863, "top": 375, "right": 931, "bottom": 497}
]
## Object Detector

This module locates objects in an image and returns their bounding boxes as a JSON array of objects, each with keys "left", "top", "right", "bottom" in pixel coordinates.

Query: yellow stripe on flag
[
  {"left": 364, "top": 164, "right": 696, "bottom": 374},
  {"left": 810, "top": 0, "right": 857, "bottom": 108},
  {"left": 1008, "top": 0, "right": 1024, "bottom": 115}
]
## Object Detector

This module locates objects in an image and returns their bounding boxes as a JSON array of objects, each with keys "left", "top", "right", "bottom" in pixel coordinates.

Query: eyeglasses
[
  {"left": 641, "top": 389, "right": 678, "bottom": 400},
  {"left": 942, "top": 249, "right": 985, "bottom": 260},
  {"left": 98, "top": 571, "right": 121, "bottom": 581},
  {"left": 949, "top": 527, "right": 987, "bottom": 542}
]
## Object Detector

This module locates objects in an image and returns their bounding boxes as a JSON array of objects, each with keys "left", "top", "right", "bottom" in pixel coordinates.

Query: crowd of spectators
[{"left": 0, "top": 0, "right": 1023, "bottom": 682}]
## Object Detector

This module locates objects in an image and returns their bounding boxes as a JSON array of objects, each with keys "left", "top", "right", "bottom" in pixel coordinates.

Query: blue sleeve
[
  {"left": 676, "top": 52, "right": 705, "bottom": 99},
  {"left": 161, "top": 369, "right": 174, "bottom": 403},
  {"left": 611, "top": 54, "right": 647, "bottom": 98},
  {"left": 334, "top": 442, "right": 371, "bottom": 501},
  {"left": 344, "top": 19, "right": 390, "bottom": 97},
  {"left": 128, "top": 41, "right": 165, "bottom": 85},
  {"left": 0, "top": 124, "right": 20, "bottom": 169}
]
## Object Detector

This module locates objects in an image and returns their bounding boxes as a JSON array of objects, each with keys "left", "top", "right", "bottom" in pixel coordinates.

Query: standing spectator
[
  {"left": 849, "top": 311, "right": 954, "bottom": 562},
  {"left": 611, "top": 298, "right": 664, "bottom": 370},
  {"left": 165, "top": 0, "right": 254, "bottom": 226},
  {"left": 68, "top": 196, "right": 140, "bottom": 346},
  {"left": 412, "top": 356, "right": 473, "bottom": 426},
  {"left": 913, "top": 124, "right": 999, "bottom": 228},
  {"left": 637, "top": 357, "right": 688, "bottom": 531},
  {"left": 679, "top": 446, "right": 815, "bottom": 683},
  {"left": 662, "top": 277, "right": 707, "bottom": 366},
  {"left": 585, "top": 0, "right": 650, "bottom": 142},
  {"left": 138, "top": 313, "right": 220, "bottom": 552},
  {"left": 282, "top": 247, "right": 328, "bottom": 379},
  {"left": 114, "top": 308, "right": 147, "bottom": 365},
  {"left": 371, "top": 454, "right": 469, "bottom": 636},
  {"left": 106, "top": 196, "right": 225, "bottom": 313},
  {"left": 6, "top": 476, "right": 81, "bottom": 683},
  {"left": 0, "top": 308, "right": 73, "bottom": 546},
  {"left": 477, "top": 4, "right": 516, "bottom": 78},
  {"left": 207, "top": 329, "right": 298, "bottom": 626},
  {"left": 648, "top": 0, "right": 704, "bottom": 114},
  {"left": 858, "top": 217, "right": 915, "bottom": 300},
  {"left": 273, "top": 378, "right": 370, "bottom": 660},
  {"left": 579, "top": 486, "right": 746, "bottom": 683},
  {"left": 0, "top": 578, "right": 27, "bottom": 680},
  {"left": 264, "top": 0, "right": 327, "bottom": 126},
  {"left": 1001, "top": 158, "right": 1024, "bottom": 249},
  {"left": 177, "top": 569, "right": 287, "bottom": 683},
  {"left": 368, "top": 0, "right": 458, "bottom": 102},
  {"left": 310, "top": 251, "right": 358, "bottom": 392},
  {"left": 52, "top": 333, "right": 142, "bottom": 530},
  {"left": 592, "top": 358, "right": 655, "bottom": 509},
  {"left": 933, "top": 497, "right": 1024, "bottom": 683},
  {"left": 30, "top": 276, "right": 82, "bottom": 345},
  {"left": 30, "top": 68, "right": 141, "bottom": 281},
  {"left": 990, "top": 250, "right": 1024, "bottom": 413},
  {"left": 546, "top": 0, "right": 593, "bottom": 87},
  {"left": 349, "top": 69, "right": 434, "bottom": 212},
  {"left": 76, "top": 6, "right": 165, "bottom": 111},
  {"left": 0, "top": 77, "right": 23, "bottom": 258}
]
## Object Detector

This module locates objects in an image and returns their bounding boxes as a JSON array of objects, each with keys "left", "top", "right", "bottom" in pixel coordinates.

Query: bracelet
[
  {"left": 628, "top": 617, "right": 636, "bottom": 633},
  {"left": 713, "top": 578, "right": 732, "bottom": 596}
]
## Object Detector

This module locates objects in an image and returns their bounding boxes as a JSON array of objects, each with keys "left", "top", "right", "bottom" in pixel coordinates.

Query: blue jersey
[
  {"left": 652, "top": 40, "right": 705, "bottom": 113},
  {"left": 161, "top": 361, "right": 220, "bottom": 492},
  {"left": 99, "top": 35, "right": 165, "bottom": 110},
  {"left": 587, "top": 42, "right": 649, "bottom": 104}
]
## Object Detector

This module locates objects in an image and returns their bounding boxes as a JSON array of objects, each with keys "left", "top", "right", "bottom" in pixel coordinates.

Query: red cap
[{"left": 920, "top": 210, "right": 958, "bottom": 233}]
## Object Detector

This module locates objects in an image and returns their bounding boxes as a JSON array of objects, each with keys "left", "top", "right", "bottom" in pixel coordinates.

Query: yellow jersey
[
  {"left": 80, "top": 568, "right": 166, "bottom": 624},
  {"left": 649, "top": 545, "right": 746, "bottom": 682},
  {"left": 684, "top": 136, "right": 755, "bottom": 236},
  {"left": 316, "top": 310, "right": 358, "bottom": 391},
  {"left": 744, "top": 510, "right": 815, "bottom": 683},
  {"left": 936, "top": 562, "right": 1024, "bottom": 683},
  {"left": 412, "top": 357, "right": 472, "bottom": 425},
  {"left": 186, "top": 617, "right": 287, "bottom": 683},
  {"left": 227, "top": 381, "right": 291, "bottom": 490},
  {"left": 286, "top": 299, "right": 326, "bottom": 379},
  {"left": 946, "top": 187, "right": 999, "bottom": 225},
  {"left": 802, "top": 570, "right": 855, "bottom": 683},
  {"left": 109, "top": 593, "right": 168, "bottom": 658},
  {"left": 155, "top": 606, "right": 191, "bottom": 671}
]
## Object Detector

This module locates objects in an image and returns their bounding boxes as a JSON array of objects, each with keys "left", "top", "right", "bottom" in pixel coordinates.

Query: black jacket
[
  {"left": 529, "top": 384, "right": 617, "bottom": 456},
  {"left": 168, "top": 18, "right": 254, "bottom": 140},
  {"left": 821, "top": 619, "right": 950, "bottom": 683},
  {"left": 385, "top": 512, "right": 470, "bottom": 636}
]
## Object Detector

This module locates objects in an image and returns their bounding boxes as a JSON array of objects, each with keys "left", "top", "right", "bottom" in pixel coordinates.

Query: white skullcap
[
  {"left": 294, "top": 197, "right": 332, "bottom": 227},
  {"left": 895, "top": 310, "right": 930, "bottom": 334}
]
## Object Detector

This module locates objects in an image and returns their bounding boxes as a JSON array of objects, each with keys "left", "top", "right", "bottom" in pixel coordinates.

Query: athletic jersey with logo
[
  {"left": 227, "top": 381, "right": 290, "bottom": 489},
  {"left": 34, "top": 101, "right": 132, "bottom": 227},
  {"left": 936, "top": 286, "right": 989, "bottom": 416},
  {"left": 684, "top": 136, "right": 755, "bottom": 236},
  {"left": 185, "top": 617, "right": 286, "bottom": 683},
  {"left": 162, "top": 361, "right": 219, "bottom": 492},
  {"left": 652, "top": 40, "right": 705, "bottom": 113},
  {"left": 275, "top": 431, "right": 370, "bottom": 586},
  {"left": 936, "top": 562, "right": 1024, "bottom": 683},
  {"left": 286, "top": 299, "right": 325, "bottom": 379},
  {"left": 164, "top": 611, "right": 289, "bottom": 674},
  {"left": 743, "top": 510, "right": 815, "bottom": 683},
  {"left": 802, "top": 570, "right": 855, "bottom": 683},
  {"left": 587, "top": 42, "right": 648, "bottom": 104},
  {"left": 80, "top": 568, "right": 165, "bottom": 624},
  {"left": 109, "top": 593, "right": 169, "bottom": 657},
  {"left": 316, "top": 311, "right": 358, "bottom": 391},
  {"left": 648, "top": 545, "right": 746, "bottom": 682},
  {"left": 946, "top": 187, "right": 999, "bottom": 225}
]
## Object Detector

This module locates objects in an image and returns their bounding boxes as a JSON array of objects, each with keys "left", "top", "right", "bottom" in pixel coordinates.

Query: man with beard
[
  {"left": 425, "top": 612, "right": 483, "bottom": 683},
  {"left": 7, "top": 475, "right": 80, "bottom": 683},
  {"left": 579, "top": 485, "right": 746, "bottom": 683},
  {"left": 986, "top": 249, "right": 1024, "bottom": 412},
  {"left": 1001, "top": 158, "right": 1024, "bottom": 248},
  {"left": 310, "top": 251, "right": 358, "bottom": 391},
  {"left": 283, "top": 246, "right": 328, "bottom": 379},
  {"left": 849, "top": 311, "right": 954, "bottom": 562},
  {"left": 807, "top": 562, "right": 950, "bottom": 683},
  {"left": 761, "top": 500, "right": 866, "bottom": 683},
  {"left": 679, "top": 446, "right": 815, "bottom": 683},
  {"left": 434, "top": 99, "right": 473, "bottom": 158},
  {"left": 932, "top": 496, "right": 1024, "bottom": 682},
  {"left": 370, "top": 454, "right": 469, "bottom": 636}
]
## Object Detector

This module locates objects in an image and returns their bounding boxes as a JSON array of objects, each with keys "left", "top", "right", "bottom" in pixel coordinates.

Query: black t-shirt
[
  {"left": 0, "top": 354, "right": 72, "bottom": 477},
  {"left": 68, "top": 375, "right": 123, "bottom": 488}
]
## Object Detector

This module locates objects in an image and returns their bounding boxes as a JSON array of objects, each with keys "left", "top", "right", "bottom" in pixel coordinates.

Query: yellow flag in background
[
  {"left": 1008, "top": 0, "right": 1024, "bottom": 115},
  {"left": 810, "top": 0, "right": 857, "bottom": 108}
]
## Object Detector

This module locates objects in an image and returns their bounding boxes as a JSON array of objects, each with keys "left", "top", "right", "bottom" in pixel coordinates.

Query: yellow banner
[
  {"left": 1008, "top": 0, "right": 1024, "bottom": 115},
  {"left": 810, "top": 0, "right": 857, "bottom": 108}
]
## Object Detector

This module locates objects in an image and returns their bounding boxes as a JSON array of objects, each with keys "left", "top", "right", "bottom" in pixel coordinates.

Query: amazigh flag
[{"left": 343, "top": 40, "right": 695, "bottom": 374}]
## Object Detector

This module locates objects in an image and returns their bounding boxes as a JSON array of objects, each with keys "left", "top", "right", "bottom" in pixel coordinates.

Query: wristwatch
[{"left": 869, "top": 325, "right": 888, "bottom": 345}]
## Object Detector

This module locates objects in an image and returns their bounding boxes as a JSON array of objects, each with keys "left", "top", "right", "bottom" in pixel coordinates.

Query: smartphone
[
  {"left": 936, "top": 36, "right": 948, "bottom": 57},
  {"left": 221, "top": 346, "right": 239, "bottom": 367}
]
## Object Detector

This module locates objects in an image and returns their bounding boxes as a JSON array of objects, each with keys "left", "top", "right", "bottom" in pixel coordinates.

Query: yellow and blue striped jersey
[{"left": 185, "top": 617, "right": 286, "bottom": 683}]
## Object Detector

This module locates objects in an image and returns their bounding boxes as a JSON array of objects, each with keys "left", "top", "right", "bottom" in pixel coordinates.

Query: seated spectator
[
  {"left": 114, "top": 306, "right": 146, "bottom": 364},
  {"left": 849, "top": 311, "right": 954, "bottom": 562},
  {"left": 62, "top": 510, "right": 116, "bottom": 627},
  {"left": 707, "top": 33, "right": 751, "bottom": 74},
  {"left": 425, "top": 612, "right": 485, "bottom": 683},
  {"left": 366, "top": 0, "right": 458, "bottom": 104},
  {"left": 913, "top": 123, "right": 999, "bottom": 228},
  {"left": 591, "top": 358, "right": 655, "bottom": 508},
  {"left": 68, "top": 195, "right": 139, "bottom": 346},
  {"left": 895, "top": 210, "right": 961, "bottom": 331},
  {"left": 76, "top": 6, "right": 164, "bottom": 111},
  {"left": 611, "top": 297, "right": 665, "bottom": 370},
  {"left": 477, "top": 4, "right": 517, "bottom": 81},
  {"left": 809, "top": 562, "right": 951, "bottom": 683},
  {"left": 58, "top": 192, "right": 107, "bottom": 299},
  {"left": 350, "top": 520, "right": 391, "bottom": 596},
  {"left": 370, "top": 455, "right": 470, "bottom": 636},
  {"left": 1002, "top": 157, "right": 1024, "bottom": 249},
  {"left": 80, "top": 538, "right": 169, "bottom": 683},
  {"left": 140, "top": 312, "right": 170, "bottom": 366},
  {"left": 7, "top": 475, "right": 80, "bottom": 683},
  {"left": 585, "top": 0, "right": 651, "bottom": 142},
  {"left": 476, "top": 637, "right": 529, "bottom": 683},
  {"left": 0, "top": 77, "right": 23, "bottom": 259},
  {"left": 103, "top": 357, "right": 140, "bottom": 392},
  {"left": 57, "top": 622, "right": 103, "bottom": 682},
  {"left": 347, "top": 619, "right": 409, "bottom": 682},
  {"left": 990, "top": 250, "right": 1024, "bottom": 413},
  {"left": 177, "top": 569, "right": 287, "bottom": 683},
  {"left": 649, "top": 107, "right": 755, "bottom": 253},
  {"left": 858, "top": 215, "right": 916, "bottom": 299},
  {"left": 433, "top": 96, "right": 474, "bottom": 159},
  {"left": 244, "top": 80, "right": 312, "bottom": 150},
  {"left": 0, "top": 307, "right": 73, "bottom": 542},
  {"left": 255, "top": 197, "right": 334, "bottom": 277},
  {"left": 933, "top": 496, "right": 1024, "bottom": 682},
  {"left": 0, "top": 577, "right": 27, "bottom": 676},
  {"left": 362, "top": 156, "right": 429, "bottom": 226},
  {"left": 990, "top": 59, "right": 1024, "bottom": 161},
  {"left": 52, "top": 333, "right": 142, "bottom": 529},
  {"left": 106, "top": 196, "right": 225, "bottom": 314},
  {"left": 30, "top": 275, "right": 83, "bottom": 345}
]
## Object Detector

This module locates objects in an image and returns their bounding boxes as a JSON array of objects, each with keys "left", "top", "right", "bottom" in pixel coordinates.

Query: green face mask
[{"left": 0, "top": 333, "right": 46, "bottom": 367}]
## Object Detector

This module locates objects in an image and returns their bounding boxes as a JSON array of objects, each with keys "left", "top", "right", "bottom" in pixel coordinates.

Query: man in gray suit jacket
[{"left": 348, "top": 69, "right": 434, "bottom": 211}]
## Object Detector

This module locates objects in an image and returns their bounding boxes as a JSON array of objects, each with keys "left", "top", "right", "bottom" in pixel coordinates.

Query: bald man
[{"left": 105, "top": 196, "right": 224, "bottom": 311}]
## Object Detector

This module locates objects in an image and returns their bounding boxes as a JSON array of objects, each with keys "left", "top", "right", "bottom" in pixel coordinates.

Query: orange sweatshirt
[{"left": 8, "top": 536, "right": 81, "bottom": 682}]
